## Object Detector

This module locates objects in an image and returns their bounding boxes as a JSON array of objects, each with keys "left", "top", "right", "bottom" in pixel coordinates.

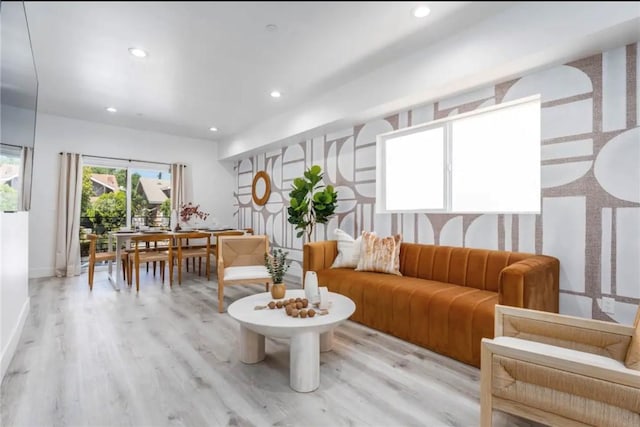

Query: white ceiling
[{"left": 24, "top": 1, "right": 514, "bottom": 142}]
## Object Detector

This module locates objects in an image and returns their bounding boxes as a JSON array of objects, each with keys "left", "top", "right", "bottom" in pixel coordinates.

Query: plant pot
[{"left": 271, "top": 283, "right": 286, "bottom": 299}]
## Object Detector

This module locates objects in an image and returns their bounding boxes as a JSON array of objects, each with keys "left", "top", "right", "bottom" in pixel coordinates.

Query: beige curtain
[
  {"left": 170, "top": 163, "right": 186, "bottom": 211},
  {"left": 19, "top": 146, "right": 33, "bottom": 211},
  {"left": 54, "top": 153, "right": 83, "bottom": 277}
]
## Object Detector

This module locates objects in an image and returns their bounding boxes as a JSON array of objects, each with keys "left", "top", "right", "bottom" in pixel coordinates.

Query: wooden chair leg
[
  {"left": 178, "top": 257, "right": 183, "bottom": 285},
  {"left": 218, "top": 280, "right": 224, "bottom": 313},
  {"left": 198, "top": 258, "right": 202, "bottom": 275},
  {"left": 160, "top": 261, "right": 165, "bottom": 283},
  {"left": 135, "top": 259, "right": 140, "bottom": 292},
  {"left": 169, "top": 258, "right": 174, "bottom": 287},
  {"left": 88, "top": 262, "right": 94, "bottom": 290}
]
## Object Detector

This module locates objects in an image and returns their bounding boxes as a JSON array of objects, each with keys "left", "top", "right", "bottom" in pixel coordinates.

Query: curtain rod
[
  {"left": 58, "top": 152, "right": 184, "bottom": 167},
  {"left": 2, "top": 143, "right": 29, "bottom": 149}
]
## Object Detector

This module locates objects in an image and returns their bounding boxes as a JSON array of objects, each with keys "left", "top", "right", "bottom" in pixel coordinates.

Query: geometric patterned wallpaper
[{"left": 234, "top": 43, "right": 640, "bottom": 324}]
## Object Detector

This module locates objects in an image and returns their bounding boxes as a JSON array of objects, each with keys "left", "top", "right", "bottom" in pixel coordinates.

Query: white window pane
[
  {"left": 451, "top": 100, "right": 540, "bottom": 213},
  {"left": 385, "top": 127, "right": 444, "bottom": 210}
]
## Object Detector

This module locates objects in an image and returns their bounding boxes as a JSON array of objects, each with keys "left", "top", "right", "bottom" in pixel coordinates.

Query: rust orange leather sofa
[{"left": 303, "top": 241, "right": 559, "bottom": 367}]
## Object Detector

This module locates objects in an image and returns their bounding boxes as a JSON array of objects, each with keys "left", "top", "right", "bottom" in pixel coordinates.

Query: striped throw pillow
[{"left": 355, "top": 231, "right": 402, "bottom": 276}]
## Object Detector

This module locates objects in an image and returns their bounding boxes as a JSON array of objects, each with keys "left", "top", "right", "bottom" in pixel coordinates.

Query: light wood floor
[{"left": 1, "top": 268, "right": 539, "bottom": 427}]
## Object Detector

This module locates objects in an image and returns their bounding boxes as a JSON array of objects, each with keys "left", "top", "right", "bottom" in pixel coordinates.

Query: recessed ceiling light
[
  {"left": 209, "top": 126, "right": 218, "bottom": 132},
  {"left": 412, "top": 5, "right": 431, "bottom": 18},
  {"left": 265, "top": 24, "right": 278, "bottom": 32},
  {"left": 270, "top": 90, "right": 281, "bottom": 98},
  {"left": 106, "top": 107, "right": 117, "bottom": 113},
  {"left": 128, "top": 47, "right": 148, "bottom": 58}
]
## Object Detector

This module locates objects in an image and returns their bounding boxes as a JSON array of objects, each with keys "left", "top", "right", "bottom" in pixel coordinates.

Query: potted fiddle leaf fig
[{"left": 287, "top": 165, "right": 338, "bottom": 242}]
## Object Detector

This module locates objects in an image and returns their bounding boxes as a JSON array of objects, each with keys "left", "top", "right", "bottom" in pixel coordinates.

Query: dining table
[{"left": 107, "top": 228, "right": 241, "bottom": 291}]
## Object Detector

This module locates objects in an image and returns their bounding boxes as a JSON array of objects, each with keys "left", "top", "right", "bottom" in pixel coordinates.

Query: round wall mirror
[{"left": 252, "top": 170, "right": 271, "bottom": 205}]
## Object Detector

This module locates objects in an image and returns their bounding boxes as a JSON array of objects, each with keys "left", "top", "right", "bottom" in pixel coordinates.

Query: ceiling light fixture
[
  {"left": 209, "top": 126, "right": 218, "bottom": 132},
  {"left": 128, "top": 47, "right": 148, "bottom": 58},
  {"left": 106, "top": 107, "right": 117, "bottom": 113},
  {"left": 412, "top": 5, "right": 431, "bottom": 18},
  {"left": 265, "top": 24, "right": 278, "bottom": 32},
  {"left": 270, "top": 90, "right": 281, "bottom": 98}
]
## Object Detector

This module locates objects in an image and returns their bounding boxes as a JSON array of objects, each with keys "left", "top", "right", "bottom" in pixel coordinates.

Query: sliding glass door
[{"left": 80, "top": 162, "right": 171, "bottom": 262}]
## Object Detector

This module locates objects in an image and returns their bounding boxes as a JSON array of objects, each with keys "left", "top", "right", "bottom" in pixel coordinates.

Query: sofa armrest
[
  {"left": 303, "top": 240, "right": 338, "bottom": 283},
  {"left": 498, "top": 255, "right": 559, "bottom": 312}
]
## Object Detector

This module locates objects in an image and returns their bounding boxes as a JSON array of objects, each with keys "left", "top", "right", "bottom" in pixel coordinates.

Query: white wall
[
  {"left": 219, "top": 2, "right": 640, "bottom": 160},
  {"left": 1, "top": 211, "right": 30, "bottom": 380},
  {"left": 1, "top": 105, "right": 36, "bottom": 148},
  {"left": 29, "top": 113, "right": 235, "bottom": 278}
]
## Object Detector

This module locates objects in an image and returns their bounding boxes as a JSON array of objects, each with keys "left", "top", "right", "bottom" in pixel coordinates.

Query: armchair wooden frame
[{"left": 481, "top": 305, "right": 640, "bottom": 427}]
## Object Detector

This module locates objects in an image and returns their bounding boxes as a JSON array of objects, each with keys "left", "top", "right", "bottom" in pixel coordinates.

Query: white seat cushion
[
  {"left": 223, "top": 265, "right": 271, "bottom": 281},
  {"left": 492, "top": 336, "right": 634, "bottom": 373}
]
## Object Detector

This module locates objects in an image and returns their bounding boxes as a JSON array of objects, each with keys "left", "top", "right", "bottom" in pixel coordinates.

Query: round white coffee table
[{"left": 227, "top": 289, "right": 355, "bottom": 392}]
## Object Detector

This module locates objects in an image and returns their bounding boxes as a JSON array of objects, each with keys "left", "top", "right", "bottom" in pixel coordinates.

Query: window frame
[
  {"left": 376, "top": 94, "right": 541, "bottom": 214},
  {"left": 82, "top": 159, "right": 171, "bottom": 228}
]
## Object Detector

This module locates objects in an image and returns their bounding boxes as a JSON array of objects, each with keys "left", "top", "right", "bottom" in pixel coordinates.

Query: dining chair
[
  {"left": 87, "top": 234, "right": 127, "bottom": 290},
  {"left": 174, "top": 231, "right": 212, "bottom": 284},
  {"left": 129, "top": 234, "right": 174, "bottom": 292},
  {"left": 216, "top": 235, "right": 272, "bottom": 312}
]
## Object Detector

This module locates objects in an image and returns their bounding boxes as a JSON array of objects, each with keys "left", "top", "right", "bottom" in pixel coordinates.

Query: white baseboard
[
  {"left": 1, "top": 297, "right": 30, "bottom": 381},
  {"left": 29, "top": 267, "right": 55, "bottom": 279}
]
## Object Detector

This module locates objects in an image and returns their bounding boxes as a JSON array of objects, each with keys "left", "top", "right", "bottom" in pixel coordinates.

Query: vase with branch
[
  {"left": 179, "top": 202, "right": 209, "bottom": 229},
  {"left": 264, "top": 248, "right": 291, "bottom": 299}
]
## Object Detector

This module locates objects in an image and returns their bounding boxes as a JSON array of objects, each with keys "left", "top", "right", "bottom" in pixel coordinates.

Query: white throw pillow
[{"left": 330, "top": 229, "right": 363, "bottom": 269}]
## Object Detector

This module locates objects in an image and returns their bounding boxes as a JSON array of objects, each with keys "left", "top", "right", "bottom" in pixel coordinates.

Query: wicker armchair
[
  {"left": 481, "top": 305, "right": 640, "bottom": 426},
  {"left": 216, "top": 235, "right": 272, "bottom": 313}
]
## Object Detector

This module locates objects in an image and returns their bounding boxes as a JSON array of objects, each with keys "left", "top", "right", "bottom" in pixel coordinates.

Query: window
[
  {"left": 377, "top": 95, "right": 541, "bottom": 214},
  {"left": 79, "top": 159, "right": 171, "bottom": 259},
  {"left": 0, "top": 144, "right": 22, "bottom": 211}
]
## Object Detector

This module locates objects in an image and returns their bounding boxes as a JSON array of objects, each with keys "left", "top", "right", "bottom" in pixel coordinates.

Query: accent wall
[{"left": 234, "top": 43, "right": 640, "bottom": 324}]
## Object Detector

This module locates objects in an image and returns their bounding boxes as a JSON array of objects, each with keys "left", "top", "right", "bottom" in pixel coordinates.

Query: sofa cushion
[
  {"left": 356, "top": 231, "right": 402, "bottom": 276},
  {"left": 330, "top": 228, "right": 363, "bottom": 269}
]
